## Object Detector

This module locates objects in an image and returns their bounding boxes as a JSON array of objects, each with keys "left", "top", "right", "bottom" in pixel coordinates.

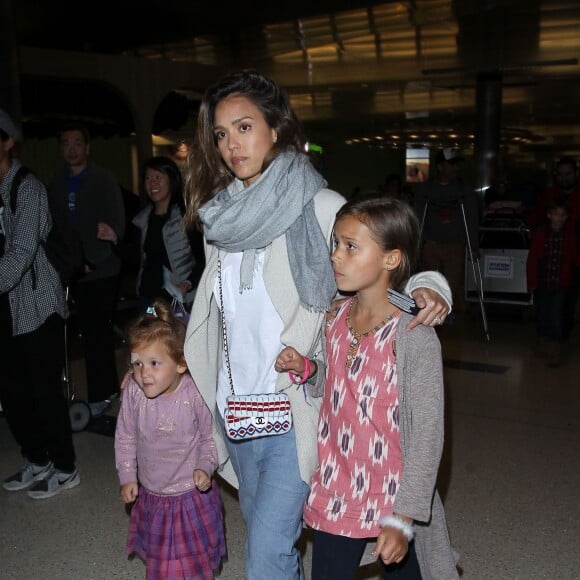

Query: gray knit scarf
[{"left": 199, "top": 150, "right": 336, "bottom": 311}]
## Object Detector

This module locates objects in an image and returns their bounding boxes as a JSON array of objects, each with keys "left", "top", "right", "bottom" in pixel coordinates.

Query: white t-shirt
[{"left": 214, "top": 251, "right": 284, "bottom": 417}]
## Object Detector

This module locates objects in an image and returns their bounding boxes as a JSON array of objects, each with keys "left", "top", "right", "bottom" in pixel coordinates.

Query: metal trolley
[
  {"left": 0, "top": 286, "right": 91, "bottom": 428},
  {"left": 63, "top": 285, "right": 92, "bottom": 432},
  {"left": 465, "top": 212, "right": 533, "bottom": 309}
]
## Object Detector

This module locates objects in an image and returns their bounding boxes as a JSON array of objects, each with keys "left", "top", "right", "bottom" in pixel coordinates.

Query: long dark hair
[
  {"left": 183, "top": 70, "right": 305, "bottom": 228},
  {"left": 141, "top": 156, "right": 185, "bottom": 214},
  {"left": 334, "top": 196, "right": 420, "bottom": 291}
]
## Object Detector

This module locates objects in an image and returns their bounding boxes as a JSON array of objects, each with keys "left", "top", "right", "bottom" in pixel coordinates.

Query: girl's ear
[
  {"left": 384, "top": 249, "right": 402, "bottom": 271},
  {"left": 177, "top": 359, "right": 188, "bottom": 374}
]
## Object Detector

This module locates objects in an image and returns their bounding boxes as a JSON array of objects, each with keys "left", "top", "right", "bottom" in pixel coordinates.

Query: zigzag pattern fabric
[{"left": 225, "top": 393, "right": 292, "bottom": 440}]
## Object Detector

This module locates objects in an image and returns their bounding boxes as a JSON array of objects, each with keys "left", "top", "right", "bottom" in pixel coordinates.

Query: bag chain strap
[
  {"left": 217, "top": 258, "right": 236, "bottom": 396},
  {"left": 218, "top": 256, "right": 315, "bottom": 398}
]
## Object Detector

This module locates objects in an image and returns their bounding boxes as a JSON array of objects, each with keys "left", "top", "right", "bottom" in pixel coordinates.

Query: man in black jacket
[{"left": 48, "top": 122, "right": 125, "bottom": 416}]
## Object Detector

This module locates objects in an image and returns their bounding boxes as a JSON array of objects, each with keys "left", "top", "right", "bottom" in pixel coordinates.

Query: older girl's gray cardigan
[
  {"left": 388, "top": 312, "right": 459, "bottom": 579},
  {"left": 312, "top": 308, "right": 459, "bottom": 580}
]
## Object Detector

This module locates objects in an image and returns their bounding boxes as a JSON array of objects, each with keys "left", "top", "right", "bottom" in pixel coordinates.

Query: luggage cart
[
  {"left": 0, "top": 287, "right": 91, "bottom": 426},
  {"left": 465, "top": 213, "right": 533, "bottom": 310},
  {"left": 421, "top": 196, "right": 490, "bottom": 340},
  {"left": 63, "top": 285, "right": 92, "bottom": 432}
]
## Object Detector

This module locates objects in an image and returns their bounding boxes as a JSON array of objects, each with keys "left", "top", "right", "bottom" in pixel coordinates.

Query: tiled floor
[{"left": 1, "top": 304, "right": 578, "bottom": 579}]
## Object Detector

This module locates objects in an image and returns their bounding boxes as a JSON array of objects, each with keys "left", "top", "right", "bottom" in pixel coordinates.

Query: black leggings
[{"left": 311, "top": 529, "right": 422, "bottom": 580}]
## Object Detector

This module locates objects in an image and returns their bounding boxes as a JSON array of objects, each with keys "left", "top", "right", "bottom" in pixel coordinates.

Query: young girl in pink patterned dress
[
  {"left": 276, "top": 197, "right": 459, "bottom": 579},
  {"left": 115, "top": 298, "right": 226, "bottom": 579}
]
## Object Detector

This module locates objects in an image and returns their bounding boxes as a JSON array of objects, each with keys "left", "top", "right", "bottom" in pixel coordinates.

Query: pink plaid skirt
[{"left": 127, "top": 483, "right": 226, "bottom": 580}]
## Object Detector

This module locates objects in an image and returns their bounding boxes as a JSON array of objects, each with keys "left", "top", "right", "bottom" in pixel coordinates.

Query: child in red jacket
[{"left": 527, "top": 197, "right": 579, "bottom": 366}]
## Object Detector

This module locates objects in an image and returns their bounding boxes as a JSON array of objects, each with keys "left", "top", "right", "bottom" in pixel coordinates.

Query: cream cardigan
[{"left": 184, "top": 188, "right": 345, "bottom": 487}]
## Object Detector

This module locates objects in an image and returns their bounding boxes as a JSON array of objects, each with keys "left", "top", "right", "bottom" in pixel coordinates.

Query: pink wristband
[{"left": 289, "top": 356, "right": 310, "bottom": 385}]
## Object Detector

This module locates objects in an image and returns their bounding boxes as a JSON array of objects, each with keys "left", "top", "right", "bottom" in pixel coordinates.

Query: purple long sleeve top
[{"left": 114, "top": 373, "right": 219, "bottom": 495}]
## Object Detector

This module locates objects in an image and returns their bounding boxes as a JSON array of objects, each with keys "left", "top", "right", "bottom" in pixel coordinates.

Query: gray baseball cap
[{"left": 0, "top": 108, "right": 22, "bottom": 142}]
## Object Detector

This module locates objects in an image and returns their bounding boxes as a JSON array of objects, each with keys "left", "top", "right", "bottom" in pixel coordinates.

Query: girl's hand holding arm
[
  {"left": 120, "top": 482, "right": 138, "bottom": 503},
  {"left": 275, "top": 346, "right": 303, "bottom": 373},
  {"left": 275, "top": 347, "right": 317, "bottom": 380},
  {"left": 373, "top": 514, "right": 414, "bottom": 565},
  {"left": 193, "top": 469, "right": 211, "bottom": 492},
  {"left": 176, "top": 280, "right": 193, "bottom": 299}
]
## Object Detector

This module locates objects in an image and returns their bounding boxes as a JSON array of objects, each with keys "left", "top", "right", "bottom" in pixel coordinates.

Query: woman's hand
[
  {"left": 275, "top": 346, "right": 305, "bottom": 375},
  {"left": 407, "top": 287, "right": 450, "bottom": 330},
  {"left": 193, "top": 469, "right": 211, "bottom": 492},
  {"left": 120, "top": 482, "right": 138, "bottom": 503}
]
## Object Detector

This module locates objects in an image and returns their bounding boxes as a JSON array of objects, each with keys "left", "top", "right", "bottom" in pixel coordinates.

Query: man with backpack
[
  {"left": 48, "top": 122, "right": 125, "bottom": 417},
  {"left": 0, "top": 108, "right": 80, "bottom": 499},
  {"left": 9, "top": 167, "right": 84, "bottom": 286}
]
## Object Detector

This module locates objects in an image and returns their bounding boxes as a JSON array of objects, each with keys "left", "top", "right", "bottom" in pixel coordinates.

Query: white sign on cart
[{"left": 484, "top": 255, "right": 514, "bottom": 279}]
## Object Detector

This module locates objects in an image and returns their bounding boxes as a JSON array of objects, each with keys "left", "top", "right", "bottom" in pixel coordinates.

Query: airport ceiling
[{"left": 13, "top": 0, "right": 580, "bottom": 158}]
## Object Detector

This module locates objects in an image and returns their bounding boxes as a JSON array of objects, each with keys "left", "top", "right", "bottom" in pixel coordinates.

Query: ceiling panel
[{"left": 13, "top": 0, "right": 580, "bottom": 156}]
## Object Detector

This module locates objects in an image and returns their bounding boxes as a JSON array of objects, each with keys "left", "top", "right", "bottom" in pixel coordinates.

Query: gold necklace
[{"left": 345, "top": 297, "right": 395, "bottom": 369}]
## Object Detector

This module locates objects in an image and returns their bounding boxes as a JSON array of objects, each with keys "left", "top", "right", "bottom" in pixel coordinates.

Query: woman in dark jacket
[{"left": 132, "top": 156, "right": 204, "bottom": 312}]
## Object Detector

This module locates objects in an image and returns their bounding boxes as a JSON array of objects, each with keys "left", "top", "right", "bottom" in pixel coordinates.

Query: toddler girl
[{"left": 115, "top": 298, "right": 226, "bottom": 579}]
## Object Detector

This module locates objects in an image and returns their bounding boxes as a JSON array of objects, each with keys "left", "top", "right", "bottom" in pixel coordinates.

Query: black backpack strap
[
  {"left": 8, "top": 167, "right": 38, "bottom": 289},
  {"left": 9, "top": 167, "right": 33, "bottom": 213}
]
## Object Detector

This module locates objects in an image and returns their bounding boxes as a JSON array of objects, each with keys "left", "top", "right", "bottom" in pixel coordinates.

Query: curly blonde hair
[{"left": 125, "top": 298, "right": 187, "bottom": 366}]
